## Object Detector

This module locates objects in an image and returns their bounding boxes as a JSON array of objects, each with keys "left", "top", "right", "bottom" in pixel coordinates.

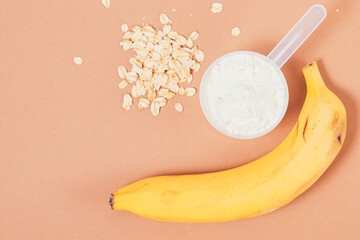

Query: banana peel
[{"left": 110, "top": 62, "right": 347, "bottom": 223}]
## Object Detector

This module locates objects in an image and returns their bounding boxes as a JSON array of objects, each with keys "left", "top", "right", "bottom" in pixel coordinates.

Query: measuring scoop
[{"left": 200, "top": 4, "right": 327, "bottom": 139}]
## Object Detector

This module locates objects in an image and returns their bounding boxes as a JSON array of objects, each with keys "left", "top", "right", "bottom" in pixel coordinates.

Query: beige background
[{"left": 1, "top": 0, "right": 359, "bottom": 239}]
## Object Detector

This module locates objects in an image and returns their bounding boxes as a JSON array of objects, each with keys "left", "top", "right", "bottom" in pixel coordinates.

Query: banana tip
[{"left": 109, "top": 194, "right": 114, "bottom": 209}]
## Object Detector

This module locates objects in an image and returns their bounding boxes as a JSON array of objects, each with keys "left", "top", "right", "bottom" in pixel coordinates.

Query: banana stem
[{"left": 302, "top": 62, "right": 326, "bottom": 93}]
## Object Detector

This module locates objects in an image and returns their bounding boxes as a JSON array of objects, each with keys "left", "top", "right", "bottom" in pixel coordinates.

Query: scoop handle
[{"left": 268, "top": 4, "right": 326, "bottom": 68}]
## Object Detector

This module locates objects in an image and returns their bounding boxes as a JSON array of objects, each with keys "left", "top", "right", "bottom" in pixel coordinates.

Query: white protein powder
[{"left": 202, "top": 53, "right": 287, "bottom": 138}]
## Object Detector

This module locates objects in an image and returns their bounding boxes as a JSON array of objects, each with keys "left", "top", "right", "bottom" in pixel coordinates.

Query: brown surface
[{"left": 1, "top": 0, "right": 359, "bottom": 239}]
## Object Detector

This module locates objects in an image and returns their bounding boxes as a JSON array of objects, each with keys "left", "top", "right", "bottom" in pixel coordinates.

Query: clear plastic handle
[{"left": 268, "top": 4, "right": 327, "bottom": 68}]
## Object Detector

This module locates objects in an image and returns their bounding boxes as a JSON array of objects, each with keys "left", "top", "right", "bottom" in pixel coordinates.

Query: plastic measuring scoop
[
  {"left": 199, "top": 4, "right": 327, "bottom": 139},
  {"left": 268, "top": 4, "right": 327, "bottom": 68}
]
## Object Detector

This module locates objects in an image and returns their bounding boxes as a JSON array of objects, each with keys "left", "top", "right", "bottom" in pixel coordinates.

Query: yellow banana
[{"left": 110, "top": 62, "right": 347, "bottom": 223}]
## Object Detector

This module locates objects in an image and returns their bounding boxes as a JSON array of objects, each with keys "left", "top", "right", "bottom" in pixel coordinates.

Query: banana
[{"left": 110, "top": 62, "right": 347, "bottom": 223}]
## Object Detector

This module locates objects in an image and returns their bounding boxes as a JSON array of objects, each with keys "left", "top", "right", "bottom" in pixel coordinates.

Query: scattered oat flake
[
  {"left": 172, "top": 9, "right": 176, "bottom": 12},
  {"left": 139, "top": 98, "right": 150, "bottom": 108},
  {"left": 160, "top": 13, "right": 171, "bottom": 25},
  {"left": 176, "top": 35, "right": 188, "bottom": 45},
  {"left": 121, "top": 24, "right": 129, "bottom": 33},
  {"left": 169, "top": 82, "right": 180, "bottom": 93},
  {"left": 124, "top": 94, "right": 132, "bottom": 103},
  {"left": 231, "top": 27, "right": 240, "bottom": 37},
  {"left": 123, "top": 32, "right": 132, "bottom": 39},
  {"left": 194, "top": 49, "right": 205, "bottom": 62},
  {"left": 163, "top": 91, "right": 175, "bottom": 99},
  {"left": 101, "top": 0, "right": 110, "bottom": 8},
  {"left": 187, "top": 75, "right": 193, "bottom": 84},
  {"left": 138, "top": 84, "right": 147, "bottom": 96},
  {"left": 126, "top": 72, "right": 138, "bottom": 83},
  {"left": 184, "top": 87, "right": 196, "bottom": 96},
  {"left": 154, "top": 97, "right": 167, "bottom": 107},
  {"left": 187, "top": 40, "right": 193, "bottom": 48},
  {"left": 211, "top": 3, "right": 223, "bottom": 13},
  {"left": 132, "top": 26, "right": 141, "bottom": 33},
  {"left": 179, "top": 87, "right": 185, "bottom": 95},
  {"left": 73, "top": 57, "right": 83, "bottom": 65},
  {"left": 118, "top": 66, "right": 127, "bottom": 79},
  {"left": 192, "top": 62, "right": 200, "bottom": 72},
  {"left": 129, "top": 57, "right": 138, "bottom": 65},
  {"left": 143, "top": 81, "right": 153, "bottom": 90},
  {"left": 132, "top": 85, "right": 141, "bottom": 98},
  {"left": 336, "top": 9, "right": 340, "bottom": 12},
  {"left": 189, "top": 31, "right": 199, "bottom": 41},
  {"left": 123, "top": 94, "right": 133, "bottom": 110},
  {"left": 168, "top": 31, "right": 179, "bottom": 39},
  {"left": 151, "top": 102, "right": 160, "bottom": 116},
  {"left": 191, "top": 46, "right": 198, "bottom": 56},
  {"left": 120, "top": 40, "right": 132, "bottom": 50},
  {"left": 119, "top": 80, "right": 128, "bottom": 89},
  {"left": 163, "top": 25, "right": 172, "bottom": 35},
  {"left": 148, "top": 90, "right": 156, "bottom": 101},
  {"left": 158, "top": 88, "right": 169, "bottom": 95},
  {"left": 190, "top": 13, "right": 193, "bottom": 17},
  {"left": 175, "top": 103, "right": 183, "bottom": 112}
]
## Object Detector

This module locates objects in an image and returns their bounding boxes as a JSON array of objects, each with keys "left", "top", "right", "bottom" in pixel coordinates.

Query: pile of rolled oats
[{"left": 118, "top": 13, "right": 204, "bottom": 116}]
